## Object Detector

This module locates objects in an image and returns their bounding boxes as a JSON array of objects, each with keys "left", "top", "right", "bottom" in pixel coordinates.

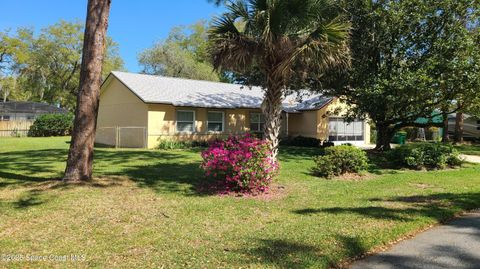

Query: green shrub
[
  {"left": 28, "top": 113, "right": 73, "bottom": 137},
  {"left": 390, "top": 142, "right": 462, "bottom": 169},
  {"left": 156, "top": 139, "right": 209, "bottom": 150},
  {"left": 313, "top": 145, "right": 369, "bottom": 178}
]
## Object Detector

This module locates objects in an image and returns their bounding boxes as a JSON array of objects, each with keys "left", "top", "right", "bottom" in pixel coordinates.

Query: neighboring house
[
  {"left": 448, "top": 113, "right": 480, "bottom": 139},
  {"left": 96, "top": 71, "right": 370, "bottom": 148},
  {"left": 0, "top": 101, "right": 68, "bottom": 137},
  {"left": 0, "top": 101, "right": 67, "bottom": 121}
]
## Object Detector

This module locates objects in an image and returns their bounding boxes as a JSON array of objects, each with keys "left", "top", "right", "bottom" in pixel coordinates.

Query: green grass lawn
[
  {"left": 1, "top": 137, "right": 480, "bottom": 268},
  {"left": 454, "top": 143, "right": 480, "bottom": 156}
]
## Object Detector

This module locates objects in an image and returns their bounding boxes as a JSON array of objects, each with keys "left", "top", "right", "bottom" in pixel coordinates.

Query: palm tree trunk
[
  {"left": 262, "top": 76, "right": 284, "bottom": 161},
  {"left": 454, "top": 112, "right": 464, "bottom": 144},
  {"left": 63, "top": 0, "right": 111, "bottom": 182}
]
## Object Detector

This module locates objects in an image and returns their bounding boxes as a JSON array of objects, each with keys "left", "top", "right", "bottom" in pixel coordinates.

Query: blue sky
[{"left": 0, "top": 0, "right": 224, "bottom": 72}]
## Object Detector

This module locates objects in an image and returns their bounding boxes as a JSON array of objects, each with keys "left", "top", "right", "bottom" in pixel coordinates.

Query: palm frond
[
  {"left": 208, "top": 0, "right": 351, "bottom": 86},
  {"left": 274, "top": 18, "right": 351, "bottom": 78},
  {"left": 209, "top": 7, "right": 261, "bottom": 72}
]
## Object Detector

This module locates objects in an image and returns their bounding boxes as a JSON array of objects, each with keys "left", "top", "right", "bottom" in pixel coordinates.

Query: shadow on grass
[
  {"left": 0, "top": 148, "right": 206, "bottom": 197},
  {"left": 364, "top": 150, "right": 402, "bottom": 175},
  {"left": 278, "top": 146, "right": 324, "bottom": 161},
  {"left": 235, "top": 235, "right": 369, "bottom": 268},
  {"left": 0, "top": 146, "right": 322, "bottom": 198},
  {"left": 293, "top": 192, "right": 480, "bottom": 222},
  {"left": 237, "top": 239, "right": 325, "bottom": 268}
]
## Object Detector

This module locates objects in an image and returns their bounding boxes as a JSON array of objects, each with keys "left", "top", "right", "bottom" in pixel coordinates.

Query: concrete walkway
[
  {"left": 461, "top": 154, "right": 480, "bottom": 164},
  {"left": 350, "top": 210, "right": 480, "bottom": 269}
]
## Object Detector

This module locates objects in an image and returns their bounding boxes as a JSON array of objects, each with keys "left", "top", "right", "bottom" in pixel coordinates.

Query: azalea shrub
[{"left": 200, "top": 135, "right": 278, "bottom": 193}]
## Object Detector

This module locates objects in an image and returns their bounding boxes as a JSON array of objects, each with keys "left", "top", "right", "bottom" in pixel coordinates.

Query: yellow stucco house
[{"left": 96, "top": 71, "right": 370, "bottom": 148}]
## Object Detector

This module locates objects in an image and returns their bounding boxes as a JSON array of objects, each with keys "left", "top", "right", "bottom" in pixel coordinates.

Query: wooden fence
[{"left": 0, "top": 120, "right": 34, "bottom": 137}]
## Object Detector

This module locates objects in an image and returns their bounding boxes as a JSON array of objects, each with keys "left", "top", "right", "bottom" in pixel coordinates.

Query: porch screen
[{"left": 328, "top": 118, "right": 364, "bottom": 141}]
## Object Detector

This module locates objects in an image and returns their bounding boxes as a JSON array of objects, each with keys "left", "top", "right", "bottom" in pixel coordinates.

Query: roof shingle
[{"left": 109, "top": 71, "right": 333, "bottom": 112}]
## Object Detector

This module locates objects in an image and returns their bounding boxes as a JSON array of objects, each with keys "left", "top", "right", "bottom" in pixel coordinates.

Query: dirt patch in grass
[
  {"left": 408, "top": 182, "right": 434, "bottom": 189},
  {"left": 333, "top": 172, "right": 375, "bottom": 181},
  {"left": 229, "top": 184, "right": 288, "bottom": 201},
  {"left": 201, "top": 184, "right": 289, "bottom": 201}
]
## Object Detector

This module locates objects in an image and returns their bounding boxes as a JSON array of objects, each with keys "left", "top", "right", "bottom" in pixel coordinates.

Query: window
[
  {"left": 250, "top": 113, "right": 265, "bottom": 132},
  {"left": 176, "top": 110, "right": 195, "bottom": 133},
  {"left": 27, "top": 116, "right": 35, "bottom": 121},
  {"left": 328, "top": 118, "right": 364, "bottom": 141},
  {"left": 0, "top": 115, "right": 10, "bottom": 121},
  {"left": 207, "top": 111, "right": 224, "bottom": 132}
]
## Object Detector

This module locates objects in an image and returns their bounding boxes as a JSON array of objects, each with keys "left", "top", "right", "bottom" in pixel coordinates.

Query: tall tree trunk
[
  {"left": 454, "top": 112, "right": 464, "bottom": 144},
  {"left": 0, "top": 84, "right": 5, "bottom": 102},
  {"left": 442, "top": 110, "right": 450, "bottom": 143},
  {"left": 63, "top": 0, "right": 111, "bottom": 182},
  {"left": 262, "top": 76, "right": 283, "bottom": 161},
  {"left": 375, "top": 123, "right": 394, "bottom": 151}
]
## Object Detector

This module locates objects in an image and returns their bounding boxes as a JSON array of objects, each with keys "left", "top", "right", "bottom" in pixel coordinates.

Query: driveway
[
  {"left": 461, "top": 154, "right": 480, "bottom": 164},
  {"left": 350, "top": 210, "right": 480, "bottom": 269}
]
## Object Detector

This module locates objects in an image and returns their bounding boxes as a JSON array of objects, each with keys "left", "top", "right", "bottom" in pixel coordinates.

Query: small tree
[{"left": 208, "top": 0, "right": 350, "bottom": 160}]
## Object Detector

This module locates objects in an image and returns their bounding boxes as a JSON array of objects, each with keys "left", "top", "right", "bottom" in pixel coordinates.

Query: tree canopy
[
  {"left": 0, "top": 20, "right": 124, "bottom": 110},
  {"left": 138, "top": 20, "right": 228, "bottom": 82},
  {"left": 324, "top": 0, "right": 480, "bottom": 149}
]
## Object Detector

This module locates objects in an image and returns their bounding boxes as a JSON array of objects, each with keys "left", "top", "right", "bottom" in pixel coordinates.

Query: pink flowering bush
[{"left": 200, "top": 134, "right": 279, "bottom": 193}]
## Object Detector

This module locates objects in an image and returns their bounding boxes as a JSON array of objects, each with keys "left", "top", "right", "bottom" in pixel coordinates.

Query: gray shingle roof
[
  {"left": 109, "top": 71, "right": 333, "bottom": 112},
  {"left": 0, "top": 101, "right": 67, "bottom": 114}
]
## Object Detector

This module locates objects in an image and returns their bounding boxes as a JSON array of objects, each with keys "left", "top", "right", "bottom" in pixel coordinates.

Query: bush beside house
[{"left": 28, "top": 113, "right": 74, "bottom": 137}]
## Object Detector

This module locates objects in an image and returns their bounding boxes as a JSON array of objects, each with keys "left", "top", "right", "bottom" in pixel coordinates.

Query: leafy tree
[
  {"left": 328, "top": 0, "right": 479, "bottom": 150},
  {"left": 451, "top": 10, "right": 480, "bottom": 143},
  {"left": 208, "top": 0, "right": 350, "bottom": 160},
  {"left": 64, "top": 0, "right": 112, "bottom": 182},
  {"left": 138, "top": 20, "right": 226, "bottom": 82},
  {"left": 0, "top": 21, "right": 124, "bottom": 110},
  {"left": 0, "top": 76, "right": 29, "bottom": 102}
]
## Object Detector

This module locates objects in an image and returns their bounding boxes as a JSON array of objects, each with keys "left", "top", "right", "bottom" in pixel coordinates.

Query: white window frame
[
  {"left": 176, "top": 110, "right": 196, "bottom": 133},
  {"left": 250, "top": 112, "right": 264, "bottom": 132},
  {"left": 207, "top": 111, "right": 225, "bottom": 133}
]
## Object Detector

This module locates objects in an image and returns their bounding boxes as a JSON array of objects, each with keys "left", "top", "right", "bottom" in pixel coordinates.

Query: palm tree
[{"left": 209, "top": 0, "right": 351, "bottom": 160}]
